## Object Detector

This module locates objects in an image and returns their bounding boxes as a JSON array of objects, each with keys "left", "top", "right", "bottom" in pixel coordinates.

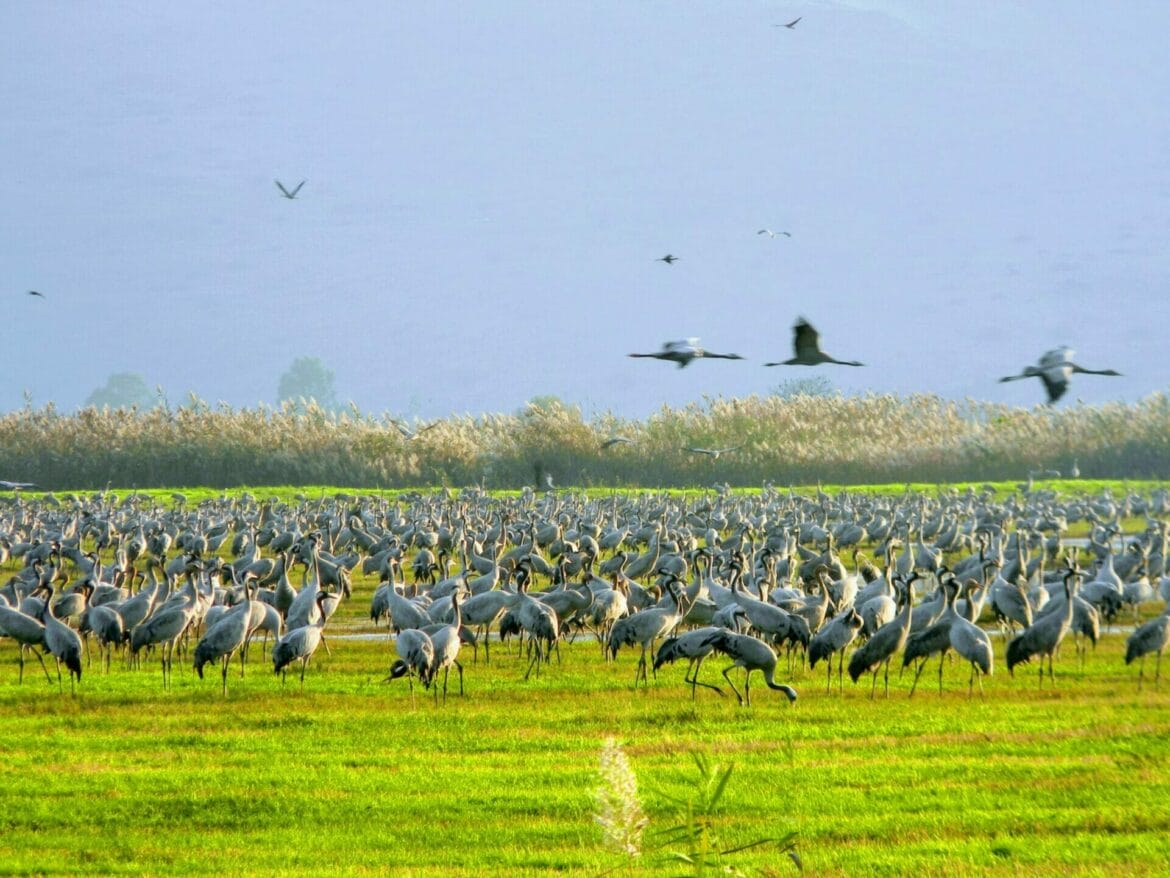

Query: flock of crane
[
  {"left": 1, "top": 483, "right": 1168, "bottom": 705},
  {"left": 632, "top": 318, "right": 1123, "bottom": 406}
]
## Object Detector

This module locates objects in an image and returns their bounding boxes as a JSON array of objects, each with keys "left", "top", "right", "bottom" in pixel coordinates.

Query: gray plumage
[
  {"left": 272, "top": 593, "right": 328, "bottom": 686},
  {"left": 1124, "top": 609, "right": 1170, "bottom": 690},
  {"left": 0, "top": 603, "right": 51, "bottom": 683},
  {"left": 1006, "top": 568, "right": 1078, "bottom": 687},
  {"left": 848, "top": 574, "right": 916, "bottom": 698},
  {"left": 713, "top": 630, "right": 798, "bottom": 706},
  {"left": 653, "top": 626, "right": 727, "bottom": 699},
  {"left": 808, "top": 607, "right": 863, "bottom": 692},
  {"left": 902, "top": 576, "right": 960, "bottom": 696},
  {"left": 41, "top": 590, "right": 83, "bottom": 694}
]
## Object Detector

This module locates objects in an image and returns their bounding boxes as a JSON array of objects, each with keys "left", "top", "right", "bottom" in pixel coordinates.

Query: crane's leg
[
  {"left": 744, "top": 669, "right": 752, "bottom": 706},
  {"left": 685, "top": 657, "right": 724, "bottom": 698},
  {"left": 456, "top": 659, "right": 464, "bottom": 696},
  {"left": 882, "top": 659, "right": 891, "bottom": 697},
  {"left": 221, "top": 654, "right": 230, "bottom": 696},
  {"left": 34, "top": 647, "right": 51, "bottom": 684},
  {"left": 17, "top": 645, "right": 25, "bottom": 684},
  {"left": 838, "top": 651, "right": 846, "bottom": 692},
  {"left": 870, "top": 669, "right": 879, "bottom": 700},
  {"left": 56, "top": 657, "right": 63, "bottom": 693},
  {"left": 825, "top": 654, "right": 832, "bottom": 694},
  {"left": 524, "top": 642, "right": 541, "bottom": 681},
  {"left": 976, "top": 666, "right": 986, "bottom": 698},
  {"left": 722, "top": 666, "right": 744, "bottom": 705},
  {"left": 1155, "top": 650, "right": 1163, "bottom": 689},
  {"left": 909, "top": 660, "right": 926, "bottom": 697},
  {"left": 938, "top": 654, "right": 945, "bottom": 695}
]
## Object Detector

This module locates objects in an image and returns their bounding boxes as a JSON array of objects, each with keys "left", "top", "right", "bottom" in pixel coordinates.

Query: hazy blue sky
[{"left": 5, "top": 2, "right": 1169, "bottom": 418}]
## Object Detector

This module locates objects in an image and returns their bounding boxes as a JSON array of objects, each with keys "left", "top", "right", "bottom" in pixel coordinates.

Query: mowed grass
[
  {"left": 1, "top": 617, "right": 1169, "bottom": 875},
  {"left": 2, "top": 482, "right": 1170, "bottom": 876}
]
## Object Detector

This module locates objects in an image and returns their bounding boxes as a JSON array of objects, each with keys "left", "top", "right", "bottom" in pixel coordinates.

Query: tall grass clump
[
  {"left": 2, "top": 391, "right": 1170, "bottom": 489},
  {"left": 593, "top": 738, "right": 648, "bottom": 861}
]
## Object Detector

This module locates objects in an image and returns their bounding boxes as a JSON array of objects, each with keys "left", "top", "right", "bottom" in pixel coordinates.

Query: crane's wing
[
  {"left": 275, "top": 180, "right": 293, "bottom": 197},
  {"left": 792, "top": 318, "right": 820, "bottom": 358},
  {"left": 289, "top": 180, "right": 306, "bottom": 197},
  {"left": 1038, "top": 347, "right": 1073, "bottom": 368}
]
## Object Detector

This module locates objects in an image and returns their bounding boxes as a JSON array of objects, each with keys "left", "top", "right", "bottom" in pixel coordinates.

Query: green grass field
[{"left": 2, "top": 484, "right": 1169, "bottom": 876}]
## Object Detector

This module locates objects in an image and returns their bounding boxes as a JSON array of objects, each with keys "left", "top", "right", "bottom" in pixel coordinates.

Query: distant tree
[
  {"left": 85, "top": 372, "right": 156, "bottom": 409},
  {"left": 278, "top": 357, "right": 338, "bottom": 410},
  {"left": 772, "top": 375, "right": 835, "bottom": 399},
  {"left": 519, "top": 394, "right": 579, "bottom": 418}
]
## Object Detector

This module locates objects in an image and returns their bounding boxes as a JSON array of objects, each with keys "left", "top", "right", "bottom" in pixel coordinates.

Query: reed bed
[{"left": 2, "top": 392, "right": 1169, "bottom": 490}]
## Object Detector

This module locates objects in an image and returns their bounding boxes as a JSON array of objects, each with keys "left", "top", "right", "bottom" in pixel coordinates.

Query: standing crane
[
  {"left": 0, "top": 602, "right": 52, "bottom": 684},
  {"left": 653, "top": 626, "right": 727, "bottom": 700},
  {"left": 949, "top": 580, "right": 995, "bottom": 696},
  {"left": 848, "top": 573, "right": 916, "bottom": 698},
  {"left": 808, "top": 607, "right": 864, "bottom": 693},
  {"left": 1124, "top": 606, "right": 1170, "bottom": 690},
  {"left": 608, "top": 574, "right": 689, "bottom": 687},
  {"left": 1006, "top": 564, "right": 1079, "bottom": 688},
  {"left": 193, "top": 579, "right": 257, "bottom": 696},
  {"left": 39, "top": 586, "right": 83, "bottom": 694}
]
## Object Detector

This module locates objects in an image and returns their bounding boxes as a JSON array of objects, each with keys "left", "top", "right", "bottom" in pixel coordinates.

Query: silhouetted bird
[
  {"left": 686, "top": 446, "right": 740, "bottom": 460},
  {"left": 757, "top": 229, "right": 791, "bottom": 238},
  {"left": 275, "top": 179, "right": 306, "bottom": 199},
  {"left": 0, "top": 480, "right": 38, "bottom": 491},
  {"left": 393, "top": 420, "right": 439, "bottom": 441},
  {"left": 601, "top": 436, "right": 634, "bottom": 450},
  {"left": 27, "top": 290, "right": 45, "bottom": 298},
  {"left": 629, "top": 339, "right": 745, "bottom": 369},
  {"left": 775, "top": 17, "right": 801, "bottom": 29},
  {"left": 765, "top": 318, "right": 864, "bottom": 367},
  {"left": 998, "top": 347, "right": 1121, "bottom": 405},
  {"left": 656, "top": 254, "right": 679, "bottom": 264}
]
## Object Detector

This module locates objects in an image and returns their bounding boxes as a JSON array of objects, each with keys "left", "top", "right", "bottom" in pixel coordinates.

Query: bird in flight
[
  {"left": 393, "top": 420, "right": 439, "bottom": 441},
  {"left": 656, "top": 254, "right": 679, "bottom": 265},
  {"left": 27, "top": 290, "right": 44, "bottom": 298},
  {"left": 0, "top": 480, "right": 38, "bottom": 491},
  {"left": 999, "top": 347, "right": 1121, "bottom": 405},
  {"left": 275, "top": 180, "right": 306, "bottom": 200},
  {"left": 686, "top": 445, "right": 740, "bottom": 460},
  {"left": 775, "top": 16, "right": 801, "bottom": 29},
  {"left": 757, "top": 229, "right": 791, "bottom": 238},
  {"left": 600, "top": 436, "right": 634, "bottom": 450},
  {"left": 629, "top": 339, "right": 745, "bottom": 369},
  {"left": 765, "top": 317, "right": 864, "bottom": 367}
]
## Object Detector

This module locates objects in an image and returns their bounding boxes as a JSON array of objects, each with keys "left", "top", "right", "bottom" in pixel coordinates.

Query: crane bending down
[
  {"left": 765, "top": 317, "right": 864, "bottom": 367},
  {"left": 628, "top": 339, "right": 745, "bottom": 369},
  {"left": 40, "top": 587, "right": 83, "bottom": 694},
  {"left": 272, "top": 592, "right": 330, "bottom": 687},
  {"left": 998, "top": 346, "right": 1121, "bottom": 404},
  {"left": 386, "top": 628, "right": 435, "bottom": 705},
  {"left": 713, "top": 630, "right": 798, "bottom": 706}
]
